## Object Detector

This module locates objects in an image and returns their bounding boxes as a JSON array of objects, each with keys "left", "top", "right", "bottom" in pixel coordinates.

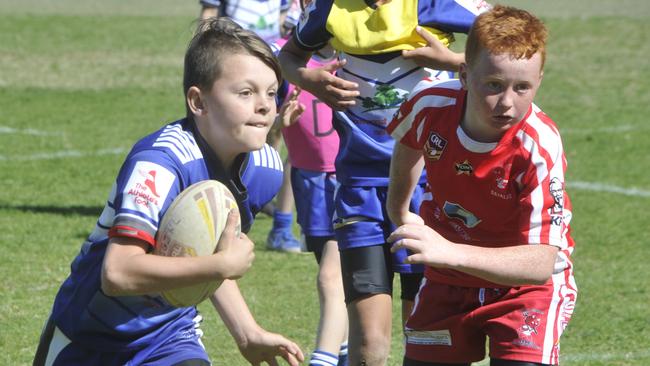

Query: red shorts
[{"left": 404, "top": 272, "right": 577, "bottom": 365}]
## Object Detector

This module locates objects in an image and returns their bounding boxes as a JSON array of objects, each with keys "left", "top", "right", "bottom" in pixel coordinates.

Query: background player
[
  {"left": 278, "top": 0, "right": 487, "bottom": 364},
  {"left": 34, "top": 18, "right": 303, "bottom": 366},
  {"left": 386, "top": 5, "right": 577, "bottom": 365},
  {"left": 275, "top": 33, "right": 349, "bottom": 364}
]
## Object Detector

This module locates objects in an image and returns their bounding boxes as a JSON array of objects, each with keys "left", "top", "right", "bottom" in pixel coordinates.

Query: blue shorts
[
  {"left": 333, "top": 184, "right": 425, "bottom": 274},
  {"left": 291, "top": 167, "right": 337, "bottom": 237}
]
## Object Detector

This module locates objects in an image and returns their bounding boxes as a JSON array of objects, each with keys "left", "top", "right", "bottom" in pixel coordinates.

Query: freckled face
[{"left": 460, "top": 50, "right": 543, "bottom": 142}]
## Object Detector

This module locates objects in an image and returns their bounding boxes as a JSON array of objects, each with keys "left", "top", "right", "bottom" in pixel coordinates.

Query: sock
[
  {"left": 338, "top": 342, "right": 348, "bottom": 366},
  {"left": 309, "top": 350, "right": 338, "bottom": 366},
  {"left": 272, "top": 211, "right": 293, "bottom": 231}
]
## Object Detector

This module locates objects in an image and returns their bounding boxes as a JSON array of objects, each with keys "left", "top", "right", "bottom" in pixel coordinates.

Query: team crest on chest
[
  {"left": 454, "top": 160, "right": 473, "bottom": 175},
  {"left": 424, "top": 132, "right": 447, "bottom": 160}
]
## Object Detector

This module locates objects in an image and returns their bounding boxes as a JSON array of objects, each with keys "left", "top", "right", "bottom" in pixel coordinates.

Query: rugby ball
[{"left": 154, "top": 180, "right": 240, "bottom": 307}]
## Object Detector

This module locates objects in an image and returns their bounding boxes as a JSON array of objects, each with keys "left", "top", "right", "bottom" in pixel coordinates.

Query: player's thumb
[{"left": 215, "top": 209, "right": 241, "bottom": 252}]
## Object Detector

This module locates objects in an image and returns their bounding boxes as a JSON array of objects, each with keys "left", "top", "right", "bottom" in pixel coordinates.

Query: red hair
[{"left": 465, "top": 5, "right": 548, "bottom": 70}]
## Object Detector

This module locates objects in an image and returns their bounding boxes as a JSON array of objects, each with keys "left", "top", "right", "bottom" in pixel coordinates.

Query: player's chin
[{"left": 240, "top": 131, "right": 268, "bottom": 151}]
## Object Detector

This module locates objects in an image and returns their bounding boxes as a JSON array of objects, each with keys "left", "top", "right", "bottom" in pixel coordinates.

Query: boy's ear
[
  {"left": 459, "top": 63, "right": 469, "bottom": 90},
  {"left": 187, "top": 86, "right": 205, "bottom": 116}
]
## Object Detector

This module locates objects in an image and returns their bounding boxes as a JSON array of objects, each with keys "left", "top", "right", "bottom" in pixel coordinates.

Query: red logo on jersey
[
  {"left": 424, "top": 132, "right": 447, "bottom": 160},
  {"left": 127, "top": 169, "right": 161, "bottom": 207},
  {"left": 140, "top": 169, "right": 160, "bottom": 197}
]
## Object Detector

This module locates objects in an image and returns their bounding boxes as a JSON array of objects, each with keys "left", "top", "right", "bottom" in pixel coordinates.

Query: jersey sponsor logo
[
  {"left": 424, "top": 132, "right": 447, "bottom": 160},
  {"left": 123, "top": 161, "right": 175, "bottom": 213},
  {"left": 548, "top": 177, "right": 565, "bottom": 226},
  {"left": 454, "top": 159, "right": 473, "bottom": 175},
  {"left": 443, "top": 201, "right": 481, "bottom": 228},
  {"left": 360, "top": 84, "right": 408, "bottom": 113},
  {"left": 405, "top": 329, "right": 452, "bottom": 346}
]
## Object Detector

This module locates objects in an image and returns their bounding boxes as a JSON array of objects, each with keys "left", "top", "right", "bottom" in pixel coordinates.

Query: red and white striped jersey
[{"left": 387, "top": 79, "right": 575, "bottom": 287}]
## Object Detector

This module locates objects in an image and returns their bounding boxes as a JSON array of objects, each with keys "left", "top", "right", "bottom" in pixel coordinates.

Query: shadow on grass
[{"left": 0, "top": 203, "right": 102, "bottom": 217}]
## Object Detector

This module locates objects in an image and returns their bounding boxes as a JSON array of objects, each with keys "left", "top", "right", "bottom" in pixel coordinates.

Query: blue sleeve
[
  {"left": 418, "top": 0, "right": 489, "bottom": 33},
  {"left": 281, "top": 0, "right": 291, "bottom": 11},
  {"left": 111, "top": 150, "right": 182, "bottom": 245},
  {"left": 293, "top": 0, "right": 334, "bottom": 50},
  {"left": 241, "top": 144, "right": 284, "bottom": 217}
]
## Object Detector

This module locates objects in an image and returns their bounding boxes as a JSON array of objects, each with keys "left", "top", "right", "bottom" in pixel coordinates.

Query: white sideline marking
[
  {"left": 0, "top": 125, "right": 63, "bottom": 136},
  {"left": 571, "top": 181, "right": 650, "bottom": 198},
  {"left": 1, "top": 149, "right": 648, "bottom": 199},
  {"left": 0, "top": 147, "right": 128, "bottom": 161}
]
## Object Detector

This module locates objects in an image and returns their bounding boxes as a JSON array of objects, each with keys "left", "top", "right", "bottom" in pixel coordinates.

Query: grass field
[{"left": 1, "top": 1, "right": 649, "bottom": 365}]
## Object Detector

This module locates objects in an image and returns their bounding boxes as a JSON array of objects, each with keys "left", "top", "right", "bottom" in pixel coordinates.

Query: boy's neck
[
  {"left": 460, "top": 114, "right": 503, "bottom": 144},
  {"left": 190, "top": 118, "right": 238, "bottom": 173}
]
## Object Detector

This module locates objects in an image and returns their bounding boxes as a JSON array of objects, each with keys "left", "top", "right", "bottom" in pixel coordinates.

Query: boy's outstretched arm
[
  {"left": 388, "top": 225, "right": 559, "bottom": 286},
  {"left": 278, "top": 38, "right": 359, "bottom": 111},
  {"left": 387, "top": 142, "right": 425, "bottom": 227},
  {"left": 210, "top": 280, "right": 305, "bottom": 366}
]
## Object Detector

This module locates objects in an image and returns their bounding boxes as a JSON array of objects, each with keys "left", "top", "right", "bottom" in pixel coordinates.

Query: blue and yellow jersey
[
  {"left": 294, "top": 0, "right": 487, "bottom": 186},
  {"left": 49, "top": 119, "right": 283, "bottom": 351}
]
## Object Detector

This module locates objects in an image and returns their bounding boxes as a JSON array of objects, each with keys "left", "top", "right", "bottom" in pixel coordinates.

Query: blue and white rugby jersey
[
  {"left": 49, "top": 118, "right": 283, "bottom": 351},
  {"left": 199, "top": 0, "right": 291, "bottom": 44},
  {"left": 293, "top": 0, "right": 487, "bottom": 186}
]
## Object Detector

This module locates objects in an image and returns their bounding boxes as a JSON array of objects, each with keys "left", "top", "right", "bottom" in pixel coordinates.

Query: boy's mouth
[{"left": 246, "top": 121, "right": 270, "bottom": 128}]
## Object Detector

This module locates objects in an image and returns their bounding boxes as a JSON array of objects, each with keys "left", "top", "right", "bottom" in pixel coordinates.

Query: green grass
[{"left": 1, "top": 1, "right": 649, "bottom": 365}]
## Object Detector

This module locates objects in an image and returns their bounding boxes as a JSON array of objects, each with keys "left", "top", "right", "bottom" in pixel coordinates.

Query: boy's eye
[
  {"left": 486, "top": 81, "right": 502, "bottom": 91},
  {"left": 515, "top": 83, "right": 531, "bottom": 93},
  {"left": 239, "top": 90, "right": 253, "bottom": 97},
  {"left": 267, "top": 90, "right": 277, "bottom": 98}
]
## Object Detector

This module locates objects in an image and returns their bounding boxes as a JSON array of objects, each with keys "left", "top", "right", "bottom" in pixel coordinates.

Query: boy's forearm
[
  {"left": 387, "top": 143, "right": 424, "bottom": 225},
  {"left": 451, "top": 243, "right": 559, "bottom": 286},
  {"left": 210, "top": 280, "right": 259, "bottom": 347},
  {"left": 278, "top": 47, "right": 311, "bottom": 90},
  {"left": 101, "top": 237, "right": 233, "bottom": 296}
]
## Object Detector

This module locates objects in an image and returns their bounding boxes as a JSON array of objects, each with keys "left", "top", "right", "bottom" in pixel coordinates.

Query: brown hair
[
  {"left": 183, "top": 17, "right": 282, "bottom": 116},
  {"left": 465, "top": 5, "right": 548, "bottom": 70}
]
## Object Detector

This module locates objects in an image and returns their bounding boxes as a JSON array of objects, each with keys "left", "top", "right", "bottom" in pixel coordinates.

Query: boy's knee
[
  {"left": 317, "top": 265, "right": 343, "bottom": 294},
  {"left": 358, "top": 327, "right": 390, "bottom": 357}
]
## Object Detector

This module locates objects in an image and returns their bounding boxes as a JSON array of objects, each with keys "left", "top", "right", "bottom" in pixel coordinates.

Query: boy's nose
[{"left": 256, "top": 95, "right": 271, "bottom": 114}]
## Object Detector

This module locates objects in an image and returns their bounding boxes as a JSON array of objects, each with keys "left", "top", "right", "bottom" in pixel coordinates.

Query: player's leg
[
  {"left": 340, "top": 245, "right": 394, "bottom": 366},
  {"left": 267, "top": 159, "right": 301, "bottom": 252},
  {"left": 292, "top": 168, "right": 349, "bottom": 366},
  {"left": 308, "top": 236, "right": 349, "bottom": 366},
  {"left": 334, "top": 185, "right": 400, "bottom": 365}
]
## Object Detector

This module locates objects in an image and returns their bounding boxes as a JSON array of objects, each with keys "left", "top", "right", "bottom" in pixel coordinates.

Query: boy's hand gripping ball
[{"left": 155, "top": 180, "right": 240, "bottom": 307}]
